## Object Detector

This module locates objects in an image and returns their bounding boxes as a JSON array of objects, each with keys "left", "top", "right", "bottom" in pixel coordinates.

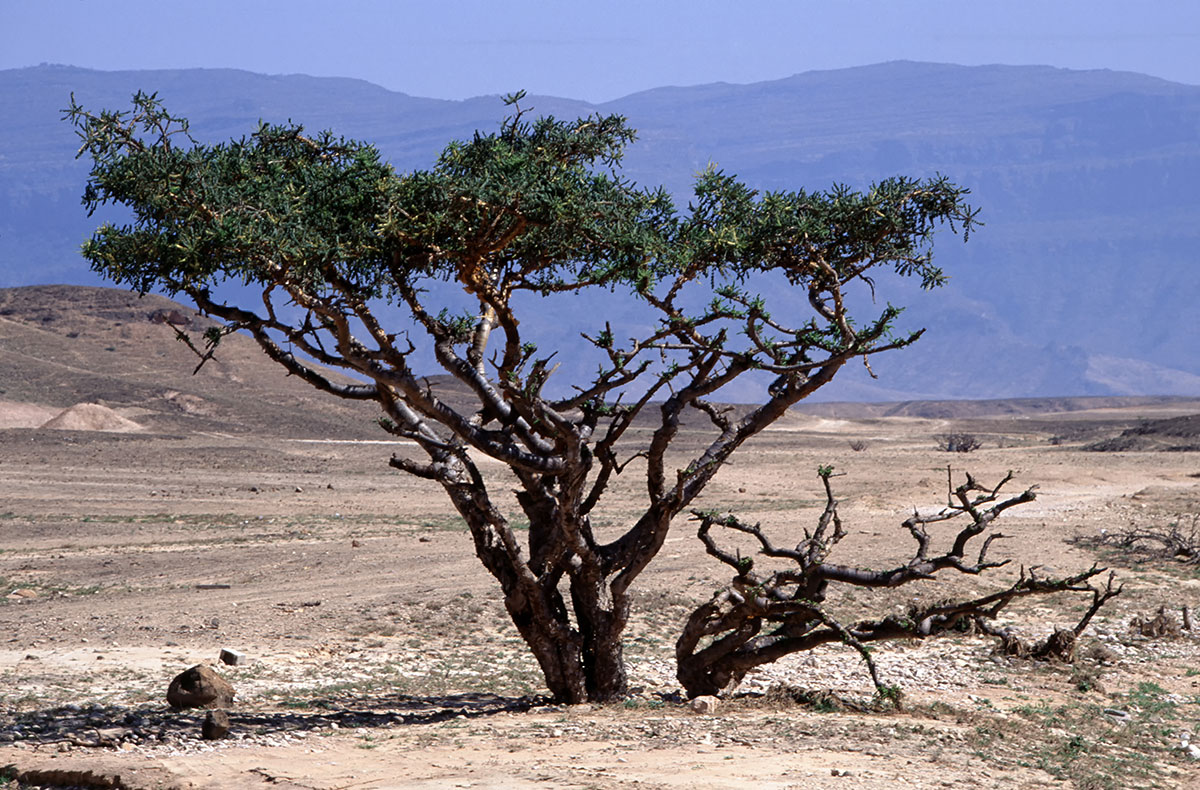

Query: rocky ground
[{"left": 1, "top": 392, "right": 1199, "bottom": 789}]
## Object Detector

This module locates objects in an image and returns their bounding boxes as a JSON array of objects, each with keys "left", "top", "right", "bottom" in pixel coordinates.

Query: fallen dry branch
[
  {"left": 1078, "top": 515, "right": 1200, "bottom": 565},
  {"left": 975, "top": 571, "right": 1122, "bottom": 660},
  {"left": 676, "top": 469, "right": 1121, "bottom": 702}
]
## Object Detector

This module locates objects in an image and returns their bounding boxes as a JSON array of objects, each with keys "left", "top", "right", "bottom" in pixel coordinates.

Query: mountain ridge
[{"left": 2, "top": 62, "right": 1196, "bottom": 401}]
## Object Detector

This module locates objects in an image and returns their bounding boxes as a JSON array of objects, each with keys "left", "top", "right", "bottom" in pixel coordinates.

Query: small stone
[
  {"left": 294, "top": 486, "right": 303, "bottom": 493},
  {"left": 95, "top": 727, "right": 124, "bottom": 747},
  {"left": 219, "top": 648, "right": 247, "bottom": 666},
  {"left": 351, "top": 540, "right": 362, "bottom": 548},
  {"left": 689, "top": 695, "right": 720, "bottom": 714},
  {"left": 202, "top": 710, "right": 230, "bottom": 740},
  {"left": 167, "top": 664, "right": 235, "bottom": 709},
  {"left": 1102, "top": 708, "right": 1131, "bottom": 724}
]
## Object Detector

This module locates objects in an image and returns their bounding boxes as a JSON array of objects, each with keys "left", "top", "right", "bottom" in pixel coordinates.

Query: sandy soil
[{"left": 2, "top": 402, "right": 1200, "bottom": 789}]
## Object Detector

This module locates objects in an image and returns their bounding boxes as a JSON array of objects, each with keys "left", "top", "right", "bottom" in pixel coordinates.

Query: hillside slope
[
  {"left": 3, "top": 286, "right": 1195, "bottom": 442},
  {"left": 0, "top": 285, "right": 380, "bottom": 437}
]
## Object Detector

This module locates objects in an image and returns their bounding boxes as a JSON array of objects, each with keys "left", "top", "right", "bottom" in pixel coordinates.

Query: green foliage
[
  {"left": 67, "top": 93, "right": 977, "bottom": 385},
  {"left": 68, "top": 91, "right": 681, "bottom": 303},
  {"left": 876, "top": 683, "right": 904, "bottom": 708}
]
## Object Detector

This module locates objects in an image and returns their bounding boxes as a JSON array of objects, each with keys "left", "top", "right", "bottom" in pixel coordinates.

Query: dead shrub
[
  {"left": 936, "top": 433, "right": 982, "bottom": 453},
  {"left": 676, "top": 469, "right": 1121, "bottom": 703},
  {"left": 1129, "top": 606, "right": 1187, "bottom": 638},
  {"left": 1078, "top": 516, "right": 1200, "bottom": 565}
]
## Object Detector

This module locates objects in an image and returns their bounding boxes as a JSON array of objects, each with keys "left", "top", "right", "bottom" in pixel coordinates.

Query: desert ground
[{"left": 2, "top": 286, "right": 1199, "bottom": 789}]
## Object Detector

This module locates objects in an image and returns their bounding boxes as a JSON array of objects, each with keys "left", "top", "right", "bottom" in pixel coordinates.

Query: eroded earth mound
[{"left": 40, "top": 402, "right": 142, "bottom": 432}]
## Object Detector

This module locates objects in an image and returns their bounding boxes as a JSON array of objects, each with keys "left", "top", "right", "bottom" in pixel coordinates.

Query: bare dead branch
[
  {"left": 1075, "top": 515, "right": 1200, "bottom": 565},
  {"left": 676, "top": 471, "right": 1120, "bottom": 701}
]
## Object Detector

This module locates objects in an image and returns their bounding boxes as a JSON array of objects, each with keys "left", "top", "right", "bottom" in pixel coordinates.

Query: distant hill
[
  {"left": 2, "top": 62, "right": 1198, "bottom": 401},
  {"left": 0, "top": 285, "right": 380, "bottom": 437},
  {"left": 3, "top": 285, "right": 1193, "bottom": 437}
]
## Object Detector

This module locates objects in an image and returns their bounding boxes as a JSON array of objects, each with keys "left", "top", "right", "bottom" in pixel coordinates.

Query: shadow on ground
[{"left": 1, "top": 691, "right": 539, "bottom": 749}]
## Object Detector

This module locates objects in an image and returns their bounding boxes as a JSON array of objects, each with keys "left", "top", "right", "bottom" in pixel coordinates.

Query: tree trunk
[
  {"left": 677, "top": 658, "right": 746, "bottom": 699},
  {"left": 570, "top": 576, "right": 629, "bottom": 702},
  {"left": 504, "top": 593, "right": 588, "bottom": 703},
  {"left": 444, "top": 472, "right": 635, "bottom": 702},
  {"left": 498, "top": 572, "right": 630, "bottom": 703}
]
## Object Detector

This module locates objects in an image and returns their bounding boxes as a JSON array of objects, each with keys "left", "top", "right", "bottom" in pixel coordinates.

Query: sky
[{"left": 3, "top": 0, "right": 1200, "bottom": 102}]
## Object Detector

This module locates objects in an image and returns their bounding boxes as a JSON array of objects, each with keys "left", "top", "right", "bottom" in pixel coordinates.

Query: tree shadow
[{"left": 1, "top": 691, "right": 542, "bottom": 749}]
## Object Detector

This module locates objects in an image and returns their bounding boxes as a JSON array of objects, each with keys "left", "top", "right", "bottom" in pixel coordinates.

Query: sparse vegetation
[
  {"left": 1, "top": 404, "right": 1197, "bottom": 787},
  {"left": 993, "top": 682, "right": 1196, "bottom": 789},
  {"left": 937, "top": 432, "right": 982, "bottom": 452}
]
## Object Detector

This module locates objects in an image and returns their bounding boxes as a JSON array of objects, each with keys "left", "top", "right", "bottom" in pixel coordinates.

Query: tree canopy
[{"left": 70, "top": 91, "right": 978, "bottom": 702}]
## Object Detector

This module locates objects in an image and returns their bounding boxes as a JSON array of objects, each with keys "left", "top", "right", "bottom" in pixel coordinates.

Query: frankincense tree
[{"left": 70, "top": 91, "right": 978, "bottom": 703}]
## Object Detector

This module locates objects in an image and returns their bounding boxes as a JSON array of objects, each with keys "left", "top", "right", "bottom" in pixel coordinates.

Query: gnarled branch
[{"left": 676, "top": 470, "right": 1120, "bottom": 702}]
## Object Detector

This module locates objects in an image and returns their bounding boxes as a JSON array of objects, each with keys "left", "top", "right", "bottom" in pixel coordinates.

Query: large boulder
[{"left": 166, "top": 664, "right": 234, "bottom": 710}]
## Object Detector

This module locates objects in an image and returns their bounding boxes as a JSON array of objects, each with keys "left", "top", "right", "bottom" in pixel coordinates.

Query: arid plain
[{"left": 2, "top": 286, "right": 1199, "bottom": 789}]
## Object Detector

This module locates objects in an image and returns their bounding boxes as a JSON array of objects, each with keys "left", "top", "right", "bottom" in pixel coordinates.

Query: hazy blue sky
[{"left": 4, "top": 0, "right": 1199, "bottom": 101}]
